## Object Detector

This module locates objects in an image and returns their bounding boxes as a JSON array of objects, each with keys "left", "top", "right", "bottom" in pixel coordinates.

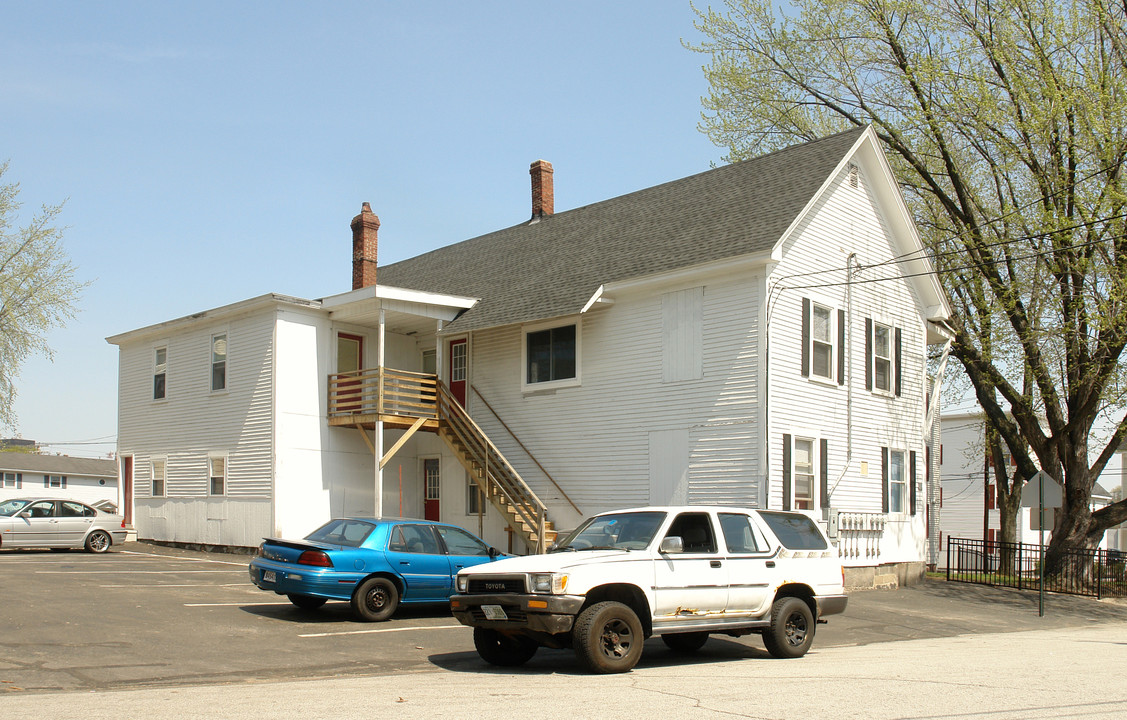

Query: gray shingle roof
[
  {"left": 378, "top": 127, "right": 866, "bottom": 333},
  {"left": 0, "top": 453, "right": 117, "bottom": 478}
]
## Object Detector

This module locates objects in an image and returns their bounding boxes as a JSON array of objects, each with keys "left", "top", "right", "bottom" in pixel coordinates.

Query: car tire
[
  {"left": 661, "top": 632, "right": 709, "bottom": 654},
  {"left": 287, "top": 594, "right": 327, "bottom": 611},
  {"left": 762, "top": 596, "right": 815, "bottom": 659},
  {"left": 351, "top": 577, "right": 399, "bottom": 621},
  {"left": 84, "top": 530, "right": 111, "bottom": 554},
  {"left": 473, "top": 627, "right": 538, "bottom": 667},
  {"left": 572, "top": 601, "right": 645, "bottom": 674}
]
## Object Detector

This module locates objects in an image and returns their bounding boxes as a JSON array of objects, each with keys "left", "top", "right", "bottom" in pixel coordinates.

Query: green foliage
[
  {"left": 0, "top": 163, "right": 84, "bottom": 429},
  {"left": 689, "top": 0, "right": 1127, "bottom": 546}
]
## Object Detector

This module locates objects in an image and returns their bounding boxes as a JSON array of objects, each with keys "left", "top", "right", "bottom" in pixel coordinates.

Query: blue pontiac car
[{"left": 248, "top": 517, "right": 505, "bottom": 621}]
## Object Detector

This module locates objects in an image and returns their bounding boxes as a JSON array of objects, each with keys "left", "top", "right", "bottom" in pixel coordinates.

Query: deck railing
[{"left": 327, "top": 367, "right": 437, "bottom": 420}]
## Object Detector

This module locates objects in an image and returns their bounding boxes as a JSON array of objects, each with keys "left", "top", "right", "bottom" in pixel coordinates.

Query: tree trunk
[{"left": 997, "top": 485, "right": 1023, "bottom": 577}]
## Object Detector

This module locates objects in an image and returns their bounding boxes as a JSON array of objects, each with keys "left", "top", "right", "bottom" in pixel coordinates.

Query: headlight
[
  {"left": 456, "top": 574, "right": 468, "bottom": 593},
  {"left": 530, "top": 572, "right": 568, "bottom": 594}
]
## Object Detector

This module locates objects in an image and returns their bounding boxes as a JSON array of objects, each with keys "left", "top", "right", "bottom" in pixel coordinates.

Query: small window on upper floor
[
  {"left": 802, "top": 298, "right": 843, "bottom": 385},
  {"left": 154, "top": 347, "right": 167, "bottom": 400},
  {"left": 523, "top": 321, "right": 578, "bottom": 389},
  {"left": 867, "top": 319, "right": 902, "bottom": 396},
  {"left": 211, "top": 334, "right": 227, "bottom": 392}
]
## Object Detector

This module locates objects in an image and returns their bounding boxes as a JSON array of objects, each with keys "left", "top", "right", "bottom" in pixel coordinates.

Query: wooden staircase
[{"left": 436, "top": 382, "right": 555, "bottom": 553}]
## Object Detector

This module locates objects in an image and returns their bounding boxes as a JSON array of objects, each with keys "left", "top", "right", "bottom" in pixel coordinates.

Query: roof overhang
[
  {"left": 321, "top": 284, "right": 479, "bottom": 335},
  {"left": 106, "top": 293, "right": 321, "bottom": 346}
]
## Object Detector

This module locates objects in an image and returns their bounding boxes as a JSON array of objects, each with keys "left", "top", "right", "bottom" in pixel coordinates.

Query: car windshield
[
  {"left": 0, "top": 499, "right": 30, "bottom": 516},
  {"left": 758, "top": 511, "right": 829, "bottom": 550},
  {"left": 304, "top": 519, "right": 376, "bottom": 547},
  {"left": 551, "top": 511, "right": 666, "bottom": 552}
]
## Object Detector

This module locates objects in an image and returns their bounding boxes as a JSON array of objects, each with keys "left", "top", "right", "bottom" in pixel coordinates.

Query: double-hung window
[
  {"left": 151, "top": 459, "right": 166, "bottom": 497},
  {"left": 153, "top": 347, "right": 167, "bottom": 400},
  {"left": 2, "top": 472, "right": 21, "bottom": 489},
  {"left": 524, "top": 321, "right": 578, "bottom": 388},
  {"left": 873, "top": 322, "right": 892, "bottom": 392},
  {"left": 211, "top": 334, "right": 227, "bottom": 392},
  {"left": 45, "top": 475, "right": 65, "bottom": 489},
  {"left": 887, "top": 449, "right": 906, "bottom": 513},
  {"left": 209, "top": 456, "right": 226, "bottom": 496},
  {"left": 792, "top": 438, "right": 815, "bottom": 510},
  {"left": 867, "top": 319, "right": 901, "bottom": 396},
  {"left": 801, "top": 298, "right": 843, "bottom": 384}
]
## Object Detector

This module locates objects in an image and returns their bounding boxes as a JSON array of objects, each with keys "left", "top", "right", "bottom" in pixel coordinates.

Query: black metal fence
[{"left": 946, "top": 537, "right": 1127, "bottom": 600}]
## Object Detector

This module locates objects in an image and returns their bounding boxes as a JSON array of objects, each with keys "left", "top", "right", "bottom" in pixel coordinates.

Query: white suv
[{"left": 451, "top": 506, "right": 847, "bottom": 673}]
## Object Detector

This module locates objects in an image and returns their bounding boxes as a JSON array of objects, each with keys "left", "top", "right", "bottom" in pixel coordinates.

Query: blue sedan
[{"left": 248, "top": 518, "right": 506, "bottom": 621}]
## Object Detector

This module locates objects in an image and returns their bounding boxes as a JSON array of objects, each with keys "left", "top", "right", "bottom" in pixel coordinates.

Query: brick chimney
[
  {"left": 530, "top": 160, "right": 554, "bottom": 220},
  {"left": 351, "top": 202, "right": 379, "bottom": 290}
]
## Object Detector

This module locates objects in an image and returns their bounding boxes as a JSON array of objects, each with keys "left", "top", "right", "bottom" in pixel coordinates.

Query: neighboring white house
[
  {"left": 0, "top": 452, "right": 119, "bottom": 508},
  {"left": 108, "top": 126, "right": 952, "bottom": 585},
  {"left": 937, "top": 412, "right": 1116, "bottom": 565}
]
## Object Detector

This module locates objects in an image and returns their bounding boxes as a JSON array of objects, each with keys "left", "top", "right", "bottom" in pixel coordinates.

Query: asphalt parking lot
[{"left": 4, "top": 541, "right": 1127, "bottom": 696}]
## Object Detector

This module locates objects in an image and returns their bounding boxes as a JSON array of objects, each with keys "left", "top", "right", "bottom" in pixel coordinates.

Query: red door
[
  {"left": 449, "top": 339, "right": 467, "bottom": 406},
  {"left": 423, "top": 458, "right": 440, "bottom": 521},
  {"left": 122, "top": 456, "right": 133, "bottom": 527}
]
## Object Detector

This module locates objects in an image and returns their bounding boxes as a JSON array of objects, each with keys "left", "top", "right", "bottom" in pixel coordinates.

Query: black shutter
[
  {"left": 44, "top": 475, "right": 49, "bottom": 488},
  {"left": 15, "top": 473, "right": 21, "bottom": 490},
  {"left": 61, "top": 476, "right": 67, "bottom": 489},
  {"left": 837, "top": 309, "right": 845, "bottom": 385},
  {"left": 881, "top": 447, "right": 890, "bottom": 513},
  {"left": 801, "top": 299, "right": 811, "bottom": 378},
  {"left": 782, "top": 434, "right": 792, "bottom": 511},
  {"left": 820, "top": 438, "right": 830, "bottom": 508},
  {"left": 909, "top": 451, "right": 917, "bottom": 515},
  {"left": 865, "top": 318, "right": 873, "bottom": 391},
  {"left": 894, "top": 327, "right": 903, "bottom": 397}
]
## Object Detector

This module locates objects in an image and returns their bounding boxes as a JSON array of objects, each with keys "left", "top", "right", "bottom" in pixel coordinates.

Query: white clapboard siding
[
  {"left": 766, "top": 160, "right": 929, "bottom": 559},
  {"left": 117, "top": 305, "right": 278, "bottom": 542},
  {"left": 468, "top": 269, "right": 764, "bottom": 518}
]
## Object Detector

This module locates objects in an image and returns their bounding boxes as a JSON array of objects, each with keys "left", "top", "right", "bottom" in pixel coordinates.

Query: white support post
[{"left": 375, "top": 307, "right": 386, "bottom": 518}]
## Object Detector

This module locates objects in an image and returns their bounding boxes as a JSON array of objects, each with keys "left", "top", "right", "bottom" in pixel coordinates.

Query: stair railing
[{"left": 436, "top": 381, "right": 549, "bottom": 552}]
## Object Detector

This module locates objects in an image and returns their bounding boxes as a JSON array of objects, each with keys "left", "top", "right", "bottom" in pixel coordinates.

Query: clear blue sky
[{"left": 2, "top": 1, "right": 720, "bottom": 457}]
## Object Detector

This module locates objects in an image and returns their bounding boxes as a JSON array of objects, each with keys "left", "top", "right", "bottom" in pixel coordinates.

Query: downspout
[{"left": 827, "top": 252, "right": 857, "bottom": 506}]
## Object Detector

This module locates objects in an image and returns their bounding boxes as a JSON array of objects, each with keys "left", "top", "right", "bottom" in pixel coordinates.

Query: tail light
[
  {"left": 121, "top": 519, "right": 126, "bottom": 528},
  {"left": 298, "top": 550, "right": 333, "bottom": 567}
]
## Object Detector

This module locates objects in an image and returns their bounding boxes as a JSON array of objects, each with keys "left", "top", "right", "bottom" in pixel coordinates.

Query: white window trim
[
  {"left": 871, "top": 319, "right": 895, "bottom": 396},
  {"left": 807, "top": 301, "right": 837, "bottom": 386},
  {"left": 521, "top": 317, "right": 582, "bottom": 393},
  {"left": 789, "top": 435, "right": 818, "bottom": 512},
  {"left": 208, "top": 454, "right": 228, "bottom": 497},
  {"left": 888, "top": 448, "right": 907, "bottom": 515},
  {"left": 210, "top": 330, "right": 229, "bottom": 394},
  {"left": 153, "top": 344, "right": 169, "bottom": 402},
  {"left": 150, "top": 457, "right": 167, "bottom": 498}
]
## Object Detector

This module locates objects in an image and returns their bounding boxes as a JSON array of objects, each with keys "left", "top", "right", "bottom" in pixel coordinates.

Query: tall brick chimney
[
  {"left": 530, "top": 160, "right": 554, "bottom": 220},
  {"left": 351, "top": 202, "right": 379, "bottom": 290}
]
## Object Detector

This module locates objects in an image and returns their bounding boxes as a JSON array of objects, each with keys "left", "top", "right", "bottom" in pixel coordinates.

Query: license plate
[
  {"left": 263, "top": 570, "right": 276, "bottom": 583},
  {"left": 482, "top": 604, "right": 507, "bottom": 620}
]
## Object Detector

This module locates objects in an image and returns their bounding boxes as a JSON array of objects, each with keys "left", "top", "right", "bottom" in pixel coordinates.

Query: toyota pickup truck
[{"left": 450, "top": 505, "right": 847, "bottom": 673}]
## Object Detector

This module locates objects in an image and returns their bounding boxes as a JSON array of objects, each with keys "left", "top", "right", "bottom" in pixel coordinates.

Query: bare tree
[
  {"left": 689, "top": 0, "right": 1127, "bottom": 572},
  {"left": 0, "top": 162, "right": 84, "bottom": 428}
]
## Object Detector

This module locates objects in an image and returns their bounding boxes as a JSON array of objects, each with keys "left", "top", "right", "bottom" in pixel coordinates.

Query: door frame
[
  {"left": 421, "top": 456, "right": 441, "bottom": 521},
  {"left": 447, "top": 336, "right": 468, "bottom": 407}
]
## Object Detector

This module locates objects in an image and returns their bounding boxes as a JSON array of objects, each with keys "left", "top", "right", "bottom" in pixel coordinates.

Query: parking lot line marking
[
  {"left": 184, "top": 602, "right": 292, "bottom": 606},
  {"left": 35, "top": 569, "right": 243, "bottom": 574},
  {"left": 299, "top": 624, "right": 463, "bottom": 638},
  {"left": 100, "top": 583, "right": 251, "bottom": 588},
  {"left": 119, "top": 550, "right": 249, "bottom": 567}
]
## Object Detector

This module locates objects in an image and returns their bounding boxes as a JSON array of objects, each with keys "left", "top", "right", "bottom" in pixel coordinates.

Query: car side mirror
[
  {"left": 488, "top": 546, "right": 501, "bottom": 559},
  {"left": 16, "top": 510, "right": 31, "bottom": 519},
  {"left": 660, "top": 536, "right": 683, "bottom": 554}
]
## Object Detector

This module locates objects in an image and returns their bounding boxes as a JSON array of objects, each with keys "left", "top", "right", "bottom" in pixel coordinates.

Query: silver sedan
[{"left": 0, "top": 498, "right": 128, "bottom": 553}]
